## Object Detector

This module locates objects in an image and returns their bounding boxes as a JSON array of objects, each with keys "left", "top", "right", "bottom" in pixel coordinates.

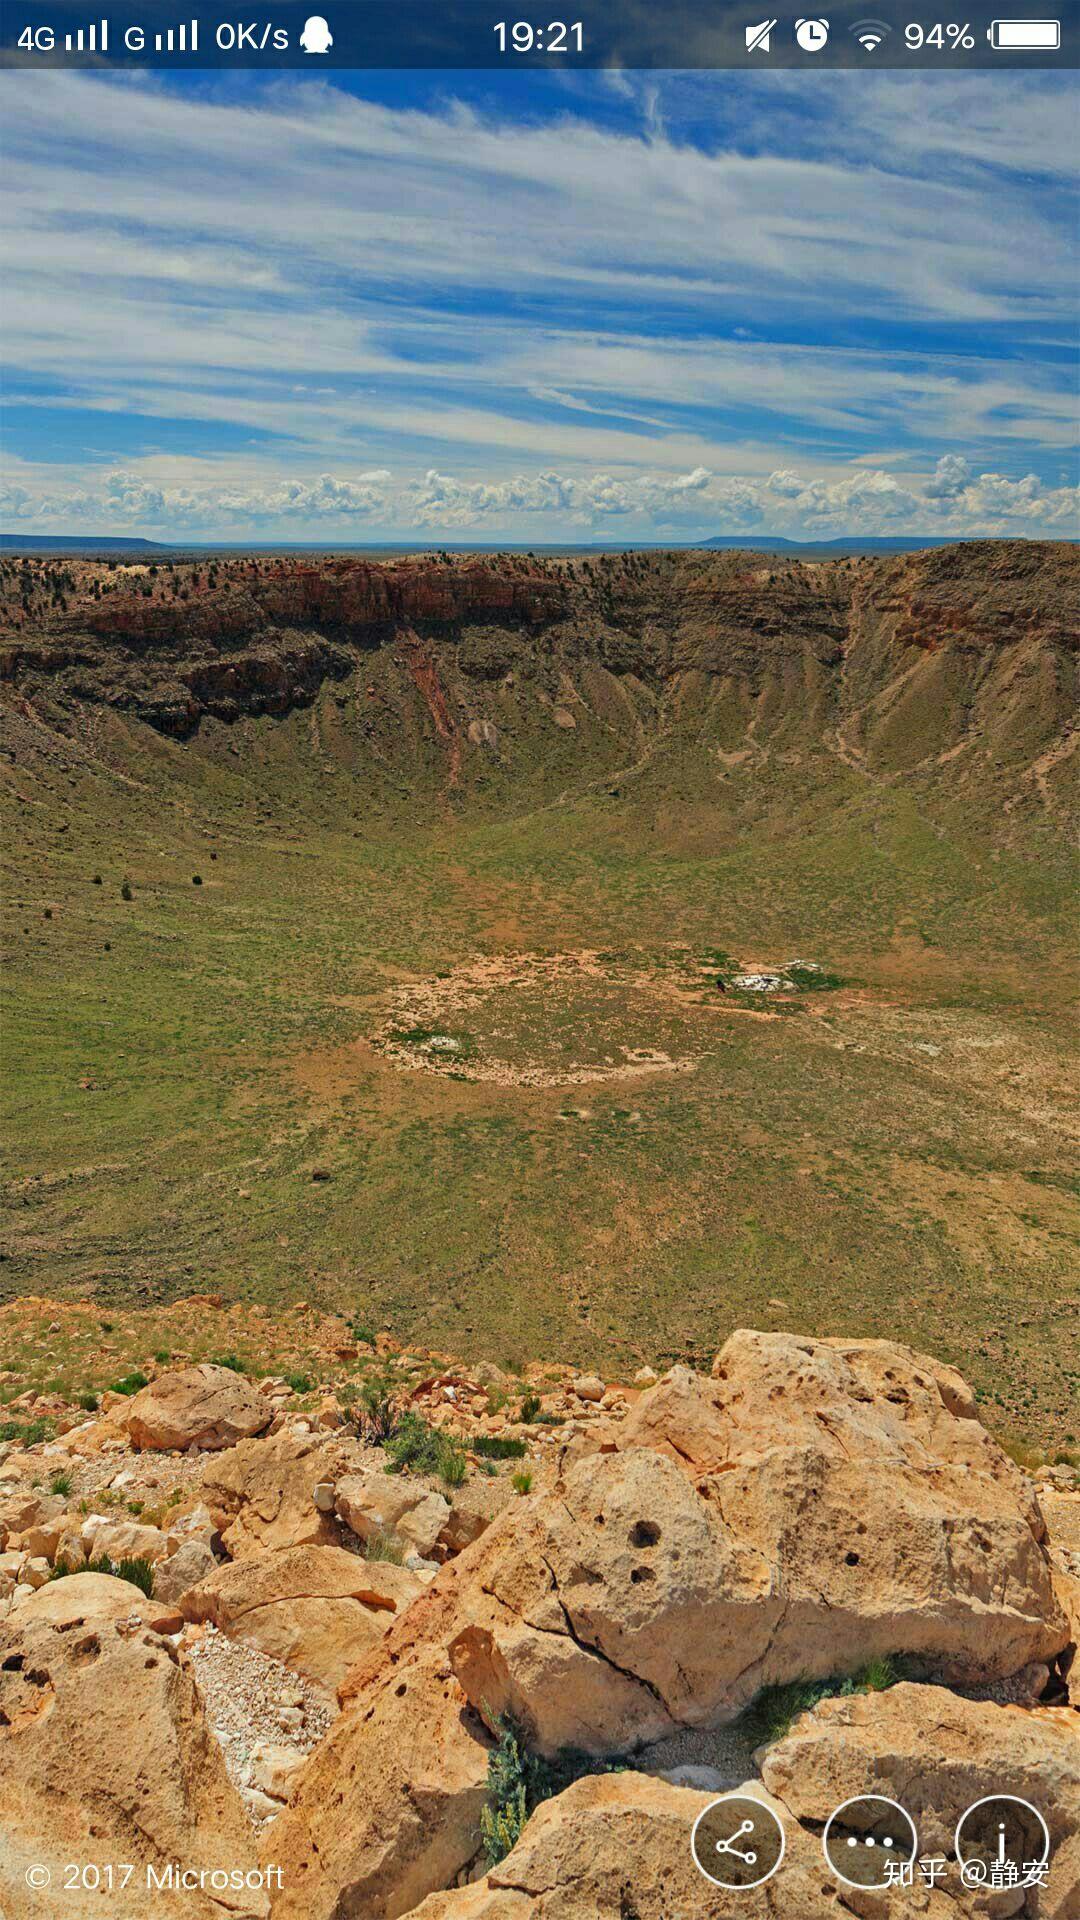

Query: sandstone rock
[
  {"left": 126, "top": 1363, "right": 272, "bottom": 1451},
  {"left": 439, "top": 1475, "right": 514, "bottom": 1555},
  {"left": 571, "top": 1375, "right": 604, "bottom": 1403},
  {"left": 11, "top": 1570, "right": 156, "bottom": 1628},
  {"left": 335, "top": 1468, "right": 450, "bottom": 1558},
  {"left": 265, "top": 1644, "right": 491, "bottom": 1920},
  {"left": 179, "top": 1544, "right": 423, "bottom": 1691},
  {"left": 246, "top": 1741, "right": 307, "bottom": 1801},
  {"left": 20, "top": 1556, "right": 51, "bottom": 1590},
  {"left": 761, "top": 1683, "right": 1080, "bottom": 1920},
  {"left": 265, "top": 1335, "right": 1071, "bottom": 1920},
  {"left": 618, "top": 1331, "right": 1068, "bottom": 1690},
  {"left": 0, "top": 1606, "right": 266, "bottom": 1918},
  {"left": 154, "top": 1536, "right": 218, "bottom": 1605},
  {"left": 198, "top": 1426, "right": 360, "bottom": 1559},
  {"left": 82, "top": 1517, "right": 170, "bottom": 1563},
  {"left": 405, "top": 1773, "right": 831, "bottom": 1920},
  {"left": 633, "top": 1367, "right": 658, "bottom": 1388}
]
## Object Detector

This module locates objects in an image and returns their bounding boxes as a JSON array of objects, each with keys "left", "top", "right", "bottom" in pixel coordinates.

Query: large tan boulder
[
  {"left": 618, "top": 1332, "right": 1068, "bottom": 1690},
  {"left": 404, "top": 1773, "right": 842, "bottom": 1920},
  {"left": 11, "top": 1570, "right": 156, "bottom": 1628},
  {"left": 335, "top": 1468, "right": 450, "bottom": 1558},
  {"left": 126, "top": 1363, "right": 272, "bottom": 1452},
  {"left": 761, "top": 1684, "right": 1080, "bottom": 1920},
  {"left": 265, "top": 1643, "right": 491, "bottom": 1920},
  {"left": 0, "top": 1604, "right": 267, "bottom": 1918},
  {"left": 197, "top": 1427, "right": 361, "bottom": 1558},
  {"left": 179, "top": 1544, "right": 423, "bottom": 1691},
  {"left": 267, "top": 1335, "right": 1069, "bottom": 1920},
  {"left": 81, "top": 1517, "right": 171, "bottom": 1563}
]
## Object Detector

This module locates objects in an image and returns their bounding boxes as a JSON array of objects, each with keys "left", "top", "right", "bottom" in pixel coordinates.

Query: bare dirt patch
[{"left": 370, "top": 950, "right": 704, "bottom": 1089}]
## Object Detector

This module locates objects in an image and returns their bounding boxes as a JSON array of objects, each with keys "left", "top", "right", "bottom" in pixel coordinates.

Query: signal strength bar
[
  {"left": 64, "top": 18, "right": 108, "bottom": 49},
  {"left": 154, "top": 19, "right": 199, "bottom": 48}
]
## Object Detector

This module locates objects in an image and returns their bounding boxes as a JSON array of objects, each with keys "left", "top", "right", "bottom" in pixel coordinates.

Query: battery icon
[{"left": 987, "top": 18, "right": 1060, "bottom": 46}]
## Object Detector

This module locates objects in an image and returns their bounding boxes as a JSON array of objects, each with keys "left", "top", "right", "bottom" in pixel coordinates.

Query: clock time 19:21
[{"left": 494, "top": 21, "right": 585, "bottom": 51}]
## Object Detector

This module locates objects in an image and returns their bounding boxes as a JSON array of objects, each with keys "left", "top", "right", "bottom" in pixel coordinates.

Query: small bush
[
  {"left": 285, "top": 1372, "right": 313, "bottom": 1395},
  {"left": 386, "top": 1412, "right": 467, "bottom": 1487},
  {"left": 353, "top": 1374, "right": 401, "bottom": 1446},
  {"left": 192, "top": 874, "right": 203, "bottom": 886},
  {"left": 76, "top": 1390, "right": 99, "bottom": 1413},
  {"left": 480, "top": 1715, "right": 623, "bottom": 1868},
  {"left": 208, "top": 1353, "right": 246, "bottom": 1375},
  {"left": 517, "top": 1394, "right": 541, "bottom": 1424},
  {"left": 472, "top": 1435, "right": 527, "bottom": 1461},
  {"left": 49, "top": 1470, "right": 73, "bottom": 1497},
  {"left": 108, "top": 1371, "right": 148, "bottom": 1397},
  {"left": 362, "top": 1530, "right": 406, "bottom": 1565},
  {"left": 511, "top": 1470, "right": 533, "bottom": 1495},
  {"left": 0, "top": 1417, "right": 55, "bottom": 1445},
  {"left": 120, "top": 880, "right": 133, "bottom": 901}
]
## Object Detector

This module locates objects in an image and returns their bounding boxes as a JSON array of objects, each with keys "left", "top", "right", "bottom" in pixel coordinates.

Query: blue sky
[{"left": 1, "top": 67, "right": 1076, "bottom": 539}]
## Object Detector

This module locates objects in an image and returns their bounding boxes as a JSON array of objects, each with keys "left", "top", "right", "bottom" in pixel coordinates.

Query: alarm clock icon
[{"left": 795, "top": 17, "right": 829, "bottom": 48}]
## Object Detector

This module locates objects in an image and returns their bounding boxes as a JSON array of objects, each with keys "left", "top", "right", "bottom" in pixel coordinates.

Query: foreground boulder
[
  {"left": 126, "top": 1363, "right": 273, "bottom": 1452},
  {"left": 405, "top": 1774, "right": 815, "bottom": 1919},
  {"left": 10, "top": 1569, "right": 158, "bottom": 1628},
  {"left": 0, "top": 1600, "right": 267, "bottom": 1918},
  {"left": 618, "top": 1332, "right": 1068, "bottom": 1692},
  {"left": 267, "top": 1333, "right": 1068, "bottom": 1920},
  {"left": 761, "top": 1683, "right": 1080, "bottom": 1920},
  {"left": 265, "top": 1645, "right": 491, "bottom": 1920},
  {"left": 179, "top": 1544, "right": 423, "bottom": 1691}
]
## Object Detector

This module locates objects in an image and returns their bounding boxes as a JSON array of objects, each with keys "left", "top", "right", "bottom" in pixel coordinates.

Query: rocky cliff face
[{"left": 1, "top": 544, "right": 1075, "bottom": 804}]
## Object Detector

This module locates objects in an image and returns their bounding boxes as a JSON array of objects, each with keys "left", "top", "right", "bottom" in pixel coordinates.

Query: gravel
[{"left": 185, "top": 1624, "right": 335, "bottom": 1826}]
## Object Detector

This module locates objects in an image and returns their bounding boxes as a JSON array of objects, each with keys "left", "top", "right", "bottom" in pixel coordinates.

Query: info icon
[
  {"left": 691, "top": 1793, "right": 785, "bottom": 1890},
  {"left": 823, "top": 1795, "right": 917, "bottom": 1889},
  {"left": 955, "top": 1795, "right": 1050, "bottom": 1890}
]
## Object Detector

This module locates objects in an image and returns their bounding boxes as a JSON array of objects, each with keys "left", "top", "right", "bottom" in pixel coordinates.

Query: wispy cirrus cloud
[{"left": 0, "top": 68, "right": 1075, "bottom": 538}]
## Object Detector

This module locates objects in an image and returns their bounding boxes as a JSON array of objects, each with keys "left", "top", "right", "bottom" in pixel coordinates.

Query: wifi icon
[{"left": 851, "top": 18, "right": 891, "bottom": 47}]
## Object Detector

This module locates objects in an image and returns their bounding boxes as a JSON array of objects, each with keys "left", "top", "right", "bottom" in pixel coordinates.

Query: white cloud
[{"left": 3, "top": 452, "right": 1076, "bottom": 540}]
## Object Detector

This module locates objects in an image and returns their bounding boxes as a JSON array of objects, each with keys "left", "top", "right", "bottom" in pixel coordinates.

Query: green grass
[
  {"left": 50, "top": 1554, "right": 155, "bottom": 1596},
  {"left": 471, "top": 1435, "right": 527, "bottom": 1461},
  {"left": 742, "top": 1657, "right": 904, "bottom": 1748},
  {"left": 480, "top": 1715, "right": 624, "bottom": 1867}
]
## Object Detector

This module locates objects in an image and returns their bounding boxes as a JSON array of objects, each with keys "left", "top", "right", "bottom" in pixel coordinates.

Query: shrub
[
  {"left": 0, "top": 1416, "right": 55, "bottom": 1445},
  {"left": 76, "top": 1390, "right": 99, "bottom": 1412},
  {"left": 362, "top": 1529, "right": 406, "bottom": 1565},
  {"left": 517, "top": 1394, "right": 542, "bottom": 1424},
  {"left": 192, "top": 874, "right": 203, "bottom": 886},
  {"left": 108, "top": 1371, "right": 148, "bottom": 1397},
  {"left": 480, "top": 1715, "right": 623, "bottom": 1868},
  {"left": 208, "top": 1353, "right": 246, "bottom": 1374},
  {"left": 511, "top": 1470, "right": 533, "bottom": 1495},
  {"left": 49, "top": 1470, "right": 73, "bottom": 1497},
  {"left": 386, "top": 1412, "right": 468, "bottom": 1487},
  {"left": 472, "top": 1435, "right": 527, "bottom": 1461},
  {"left": 120, "top": 880, "right": 133, "bottom": 901},
  {"left": 284, "top": 1372, "right": 313, "bottom": 1395},
  {"left": 353, "top": 1374, "right": 401, "bottom": 1446}
]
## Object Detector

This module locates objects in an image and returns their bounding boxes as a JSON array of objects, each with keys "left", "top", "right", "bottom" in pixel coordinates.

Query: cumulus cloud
[{"left": 3, "top": 455, "right": 1076, "bottom": 541}]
